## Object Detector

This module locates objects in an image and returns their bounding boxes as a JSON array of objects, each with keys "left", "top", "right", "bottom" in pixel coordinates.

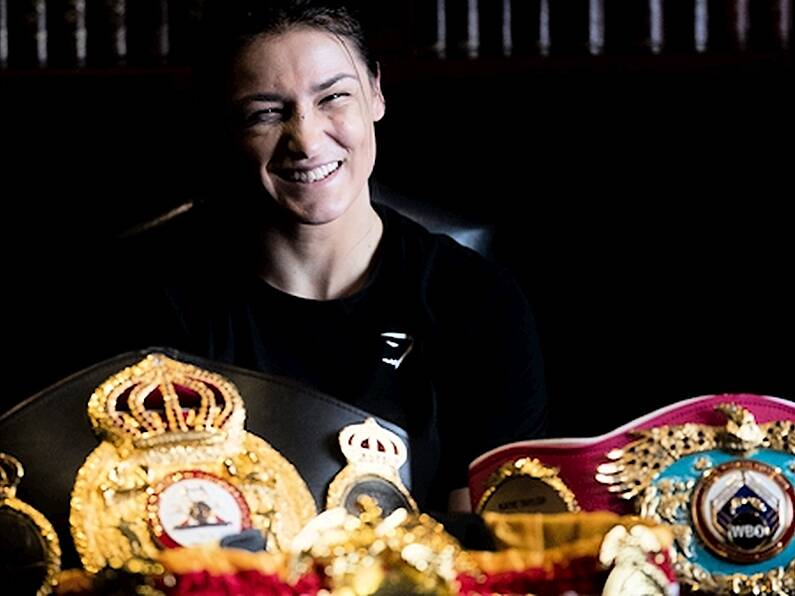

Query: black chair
[
  {"left": 370, "top": 179, "right": 495, "bottom": 258},
  {"left": 119, "top": 179, "right": 496, "bottom": 260}
]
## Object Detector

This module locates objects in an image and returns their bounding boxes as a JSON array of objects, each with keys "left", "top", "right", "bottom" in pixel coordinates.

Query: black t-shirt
[{"left": 96, "top": 203, "right": 546, "bottom": 510}]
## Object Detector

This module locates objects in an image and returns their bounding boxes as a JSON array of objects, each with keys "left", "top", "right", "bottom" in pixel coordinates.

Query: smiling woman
[
  {"left": 232, "top": 28, "right": 384, "bottom": 232},
  {"left": 93, "top": 0, "right": 548, "bottom": 513}
]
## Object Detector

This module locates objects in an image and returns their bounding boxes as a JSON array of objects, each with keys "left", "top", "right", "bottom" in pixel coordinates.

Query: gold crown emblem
[
  {"left": 87, "top": 353, "right": 245, "bottom": 449},
  {"left": 73, "top": 354, "right": 317, "bottom": 573},
  {"left": 339, "top": 417, "right": 407, "bottom": 470}
]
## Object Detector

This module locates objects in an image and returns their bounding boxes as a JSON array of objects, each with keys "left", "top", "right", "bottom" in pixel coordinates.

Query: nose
[{"left": 284, "top": 107, "right": 324, "bottom": 159}]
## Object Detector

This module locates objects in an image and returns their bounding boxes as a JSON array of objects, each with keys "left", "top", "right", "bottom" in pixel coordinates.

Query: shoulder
[
  {"left": 376, "top": 203, "right": 529, "bottom": 325},
  {"left": 377, "top": 202, "right": 506, "bottom": 282}
]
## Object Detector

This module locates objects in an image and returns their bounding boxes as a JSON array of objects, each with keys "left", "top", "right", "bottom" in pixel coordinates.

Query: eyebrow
[
  {"left": 311, "top": 73, "right": 358, "bottom": 93},
  {"left": 237, "top": 73, "right": 358, "bottom": 106}
]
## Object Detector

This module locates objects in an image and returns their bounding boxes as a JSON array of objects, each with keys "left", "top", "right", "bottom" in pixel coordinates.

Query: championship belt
[
  {"left": 597, "top": 395, "right": 795, "bottom": 594},
  {"left": 70, "top": 353, "right": 316, "bottom": 573},
  {"left": 469, "top": 393, "right": 795, "bottom": 593},
  {"left": 0, "top": 453, "right": 61, "bottom": 595},
  {"left": 326, "top": 418, "right": 417, "bottom": 516}
]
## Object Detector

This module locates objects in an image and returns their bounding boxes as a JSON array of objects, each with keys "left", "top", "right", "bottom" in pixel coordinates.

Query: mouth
[{"left": 274, "top": 160, "right": 343, "bottom": 185}]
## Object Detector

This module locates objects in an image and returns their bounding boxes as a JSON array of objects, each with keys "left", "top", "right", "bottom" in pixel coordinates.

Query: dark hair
[{"left": 200, "top": 0, "right": 378, "bottom": 85}]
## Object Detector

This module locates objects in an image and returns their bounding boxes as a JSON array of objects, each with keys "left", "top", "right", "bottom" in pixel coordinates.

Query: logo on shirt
[{"left": 380, "top": 332, "right": 414, "bottom": 369}]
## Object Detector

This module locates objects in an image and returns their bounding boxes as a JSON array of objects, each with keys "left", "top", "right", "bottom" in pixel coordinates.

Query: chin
[{"left": 280, "top": 195, "right": 355, "bottom": 226}]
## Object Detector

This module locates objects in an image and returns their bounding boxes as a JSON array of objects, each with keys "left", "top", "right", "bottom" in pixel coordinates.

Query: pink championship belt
[{"left": 468, "top": 393, "right": 795, "bottom": 594}]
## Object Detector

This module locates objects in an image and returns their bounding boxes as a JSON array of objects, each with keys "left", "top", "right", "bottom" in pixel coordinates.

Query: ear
[{"left": 371, "top": 63, "right": 386, "bottom": 122}]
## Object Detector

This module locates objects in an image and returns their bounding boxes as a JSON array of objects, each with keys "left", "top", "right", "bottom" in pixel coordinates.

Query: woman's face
[{"left": 230, "top": 27, "right": 385, "bottom": 225}]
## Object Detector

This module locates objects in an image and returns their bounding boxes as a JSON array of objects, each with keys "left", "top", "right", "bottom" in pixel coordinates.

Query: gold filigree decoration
[
  {"left": 674, "top": 555, "right": 795, "bottom": 595},
  {"left": 476, "top": 457, "right": 580, "bottom": 514},
  {"left": 596, "top": 402, "right": 795, "bottom": 501},
  {"left": 71, "top": 354, "right": 316, "bottom": 573},
  {"left": 763, "top": 419, "right": 795, "bottom": 454},
  {"left": 597, "top": 402, "right": 795, "bottom": 594},
  {"left": 639, "top": 478, "right": 696, "bottom": 559},
  {"left": 596, "top": 423, "right": 719, "bottom": 500},
  {"left": 717, "top": 403, "right": 767, "bottom": 454},
  {"left": 291, "top": 496, "right": 464, "bottom": 595},
  {"left": 693, "top": 456, "right": 713, "bottom": 471},
  {"left": 1, "top": 453, "right": 61, "bottom": 596}
]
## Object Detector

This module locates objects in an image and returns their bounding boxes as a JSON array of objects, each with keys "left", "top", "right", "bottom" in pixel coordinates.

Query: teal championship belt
[{"left": 597, "top": 395, "right": 795, "bottom": 594}]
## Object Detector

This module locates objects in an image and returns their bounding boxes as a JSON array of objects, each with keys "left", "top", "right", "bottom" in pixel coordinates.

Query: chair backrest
[
  {"left": 119, "top": 180, "right": 496, "bottom": 260},
  {"left": 370, "top": 180, "right": 495, "bottom": 259}
]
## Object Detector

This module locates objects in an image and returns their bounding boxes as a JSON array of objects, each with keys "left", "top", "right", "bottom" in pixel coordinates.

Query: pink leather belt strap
[{"left": 468, "top": 393, "right": 795, "bottom": 513}]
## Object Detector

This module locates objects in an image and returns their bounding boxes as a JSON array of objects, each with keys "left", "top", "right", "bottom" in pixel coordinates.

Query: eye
[
  {"left": 320, "top": 92, "right": 351, "bottom": 104},
  {"left": 243, "top": 107, "right": 283, "bottom": 126}
]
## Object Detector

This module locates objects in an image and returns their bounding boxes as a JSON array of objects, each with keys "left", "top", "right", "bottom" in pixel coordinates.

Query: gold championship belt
[
  {"left": 327, "top": 417, "right": 417, "bottom": 516},
  {"left": 1, "top": 453, "right": 61, "bottom": 595},
  {"left": 70, "top": 353, "right": 316, "bottom": 573},
  {"left": 597, "top": 398, "right": 795, "bottom": 594}
]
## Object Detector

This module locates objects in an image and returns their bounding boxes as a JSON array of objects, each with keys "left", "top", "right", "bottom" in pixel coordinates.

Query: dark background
[
  {"left": 1, "top": 1, "right": 792, "bottom": 438},
  {"left": 377, "top": 51, "right": 794, "bottom": 438}
]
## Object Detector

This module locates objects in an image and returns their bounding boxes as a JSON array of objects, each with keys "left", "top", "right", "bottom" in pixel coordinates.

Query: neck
[{"left": 259, "top": 200, "right": 383, "bottom": 301}]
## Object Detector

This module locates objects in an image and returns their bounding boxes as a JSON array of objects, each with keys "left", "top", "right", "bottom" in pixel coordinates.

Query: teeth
[{"left": 288, "top": 161, "right": 340, "bottom": 183}]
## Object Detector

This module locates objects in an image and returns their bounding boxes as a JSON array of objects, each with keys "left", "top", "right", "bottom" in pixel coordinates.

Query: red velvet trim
[
  {"left": 456, "top": 550, "right": 678, "bottom": 594},
  {"left": 457, "top": 556, "right": 607, "bottom": 595},
  {"left": 158, "top": 571, "right": 322, "bottom": 595}
]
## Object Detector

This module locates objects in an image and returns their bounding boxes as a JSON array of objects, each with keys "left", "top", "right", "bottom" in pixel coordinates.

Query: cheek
[
  {"left": 332, "top": 116, "right": 375, "bottom": 164},
  {"left": 328, "top": 107, "right": 366, "bottom": 142},
  {"left": 241, "top": 133, "right": 279, "bottom": 167}
]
